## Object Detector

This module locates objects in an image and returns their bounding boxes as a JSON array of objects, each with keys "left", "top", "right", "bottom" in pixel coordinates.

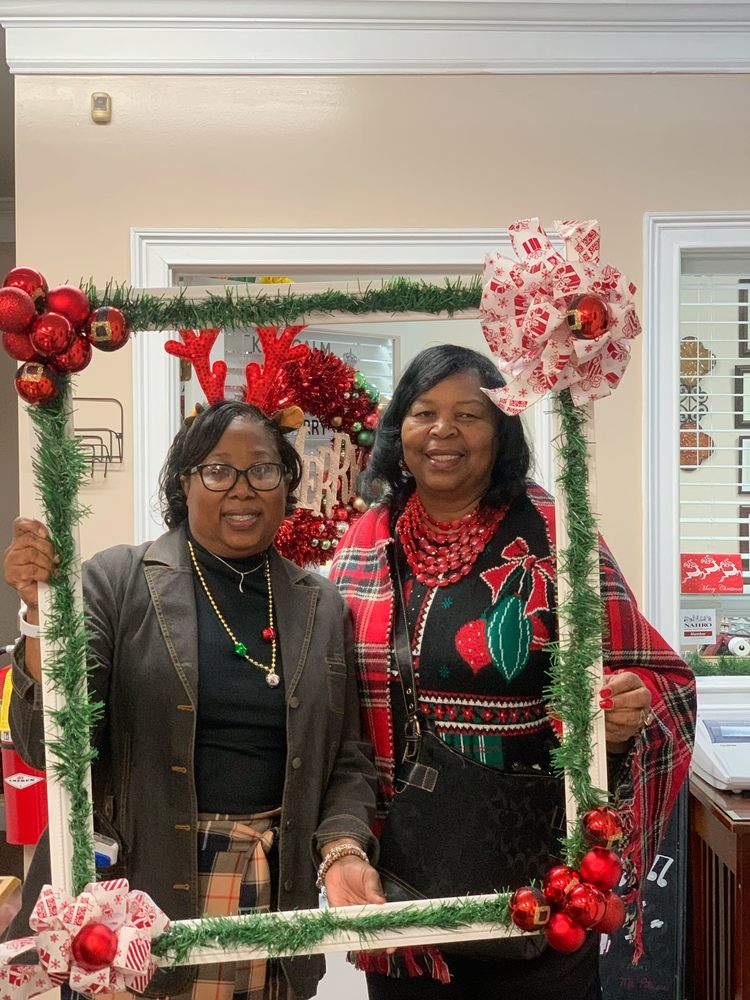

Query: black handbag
[{"left": 376, "top": 549, "right": 565, "bottom": 961}]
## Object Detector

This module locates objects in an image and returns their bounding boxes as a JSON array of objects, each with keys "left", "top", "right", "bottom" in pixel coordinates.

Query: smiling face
[
  {"left": 181, "top": 416, "right": 289, "bottom": 557},
  {"left": 400, "top": 370, "right": 500, "bottom": 519}
]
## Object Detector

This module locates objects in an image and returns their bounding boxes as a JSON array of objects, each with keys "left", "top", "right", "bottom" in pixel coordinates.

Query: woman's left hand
[
  {"left": 601, "top": 671, "right": 653, "bottom": 751},
  {"left": 324, "top": 857, "right": 386, "bottom": 907}
]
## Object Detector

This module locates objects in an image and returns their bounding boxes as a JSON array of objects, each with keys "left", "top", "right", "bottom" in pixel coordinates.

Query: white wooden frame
[
  {"left": 643, "top": 212, "right": 750, "bottom": 648},
  {"left": 131, "top": 227, "right": 558, "bottom": 545}
]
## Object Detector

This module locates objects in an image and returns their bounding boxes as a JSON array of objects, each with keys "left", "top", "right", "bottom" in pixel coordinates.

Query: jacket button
[
  {"left": 285, "top": 818, "right": 294, "bottom": 829},
  {"left": 291, "top": 757, "right": 302, "bottom": 769},
  {"left": 289, "top": 696, "right": 300, "bottom": 709},
  {"left": 284, "top": 879, "right": 294, "bottom": 892}
]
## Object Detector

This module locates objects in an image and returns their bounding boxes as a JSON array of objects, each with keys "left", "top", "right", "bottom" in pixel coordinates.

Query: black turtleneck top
[{"left": 189, "top": 536, "right": 287, "bottom": 813}]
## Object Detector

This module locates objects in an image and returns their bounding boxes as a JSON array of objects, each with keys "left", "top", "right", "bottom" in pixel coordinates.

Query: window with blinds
[{"left": 679, "top": 255, "right": 750, "bottom": 637}]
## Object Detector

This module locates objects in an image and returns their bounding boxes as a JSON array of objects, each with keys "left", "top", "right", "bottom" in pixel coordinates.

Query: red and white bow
[
  {"left": 480, "top": 219, "right": 641, "bottom": 414},
  {"left": 0, "top": 879, "right": 169, "bottom": 999}
]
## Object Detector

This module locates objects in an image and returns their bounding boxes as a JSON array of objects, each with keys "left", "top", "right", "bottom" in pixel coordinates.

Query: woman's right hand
[{"left": 3, "top": 517, "right": 57, "bottom": 611}]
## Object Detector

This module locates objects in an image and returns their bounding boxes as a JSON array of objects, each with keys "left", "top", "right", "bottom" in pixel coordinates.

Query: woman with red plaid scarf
[{"left": 331, "top": 344, "right": 696, "bottom": 1000}]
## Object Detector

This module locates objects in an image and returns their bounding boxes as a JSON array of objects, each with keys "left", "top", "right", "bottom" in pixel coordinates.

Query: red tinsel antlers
[
  {"left": 244, "top": 326, "right": 309, "bottom": 410},
  {"left": 164, "top": 328, "right": 227, "bottom": 404}
]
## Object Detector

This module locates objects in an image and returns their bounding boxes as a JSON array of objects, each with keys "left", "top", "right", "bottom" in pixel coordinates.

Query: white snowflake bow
[
  {"left": 0, "top": 879, "right": 169, "bottom": 999},
  {"left": 480, "top": 219, "right": 642, "bottom": 414}
]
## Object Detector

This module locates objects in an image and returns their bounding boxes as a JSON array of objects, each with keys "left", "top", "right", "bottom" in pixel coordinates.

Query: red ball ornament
[
  {"left": 594, "top": 891, "right": 626, "bottom": 934},
  {"left": 51, "top": 334, "right": 93, "bottom": 374},
  {"left": 15, "top": 361, "right": 62, "bottom": 404},
  {"left": 582, "top": 806, "right": 624, "bottom": 849},
  {"left": 563, "top": 883, "right": 607, "bottom": 929},
  {"left": 70, "top": 922, "right": 118, "bottom": 972},
  {"left": 86, "top": 306, "right": 131, "bottom": 352},
  {"left": 45, "top": 285, "right": 91, "bottom": 329},
  {"left": 30, "top": 312, "right": 74, "bottom": 358},
  {"left": 542, "top": 865, "right": 581, "bottom": 906},
  {"left": 545, "top": 911, "right": 587, "bottom": 953},
  {"left": 261, "top": 626, "right": 277, "bottom": 642},
  {"left": 509, "top": 886, "right": 551, "bottom": 932},
  {"left": 362, "top": 412, "right": 379, "bottom": 431},
  {"left": 2, "top": 330, "right": 38, "bottom": 362},
  {"left": 0, "top": 286, "right": 37, "bottom": 333},
  {"left": 566, "top": 293, "right": 610, "bottom": 340},
  {"left": 332, "top": 505, "right": 350, "bottom": 523},
  {"left": 579, "top": 847, "right": 622, "bottom": 892},
  {"left": 3, "top": 266, "right": 48, "bottom": 307}
]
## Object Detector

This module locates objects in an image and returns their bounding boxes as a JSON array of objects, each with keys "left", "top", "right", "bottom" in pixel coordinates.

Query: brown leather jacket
[{"left": 9, "top": 524, "right": 377, "bottom": 998}]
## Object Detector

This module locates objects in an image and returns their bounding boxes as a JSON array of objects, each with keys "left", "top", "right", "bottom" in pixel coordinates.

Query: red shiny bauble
[
  {"left": 30, "top": 311, "right": 74, "bottom": 358},
  {"left": 545, "top": 911, "right": 587, "bottom": 953},
  {"left": 261, "top": 626, "right": 277, "bottom": 642},
  {"left": 51, "top": 334, "right": 93, "bottom": 374},
  {"left": 362, "top": 412, "right": 379, "bottom": 431},
  {"left": 593, "top": 891, "right": 626, "bottom": 934},
  {"left": 582, "top": 806, "right": 624, "bottom": 849},
  {"left": 3, "top": 266, "right": 48, "bottom": 307},
  {"left": 509, "top": 886, "right": 551, "bottom": 932},
  {"left": 86, "top": 306, "right": 130, "bottom": 352},
  {"left": 579, "top": 847, "right": 622, "bottom": 892},
  {"left": 15, "top": 362, "right": 62, "bottom": 404},
  {"left": 566, "top": 293, "right": 610, "bottom": 340},
  {"left": 45, "top": 285, "right": 91, "bottom": 328},
  {"left": 542, "top": 865, "right": 581, "bottom": 906},
  {"left": 563, "top": 883, "right": 607, "bottom": 929},
  {"left": 2, "top": 330, "right": 38, "bottom": 362},
  {"left": 0, "top": 286, "right": 36, "bottom": 333},
  {"left": 70, "top": 922, "right": 118, "bottom": 972}
]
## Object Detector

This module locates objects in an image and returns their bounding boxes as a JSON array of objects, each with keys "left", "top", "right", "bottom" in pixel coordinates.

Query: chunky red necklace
[{"left": 397, "top": 492, "right": 507, "bottom": 588}]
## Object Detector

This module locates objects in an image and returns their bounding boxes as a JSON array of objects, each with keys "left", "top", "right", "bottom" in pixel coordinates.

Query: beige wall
[
  {"left": 0, "top": 240, "right": 18, "bottom": 645},
  {"left": 13, "top": 73, "right": 750, "bottom": 598}
]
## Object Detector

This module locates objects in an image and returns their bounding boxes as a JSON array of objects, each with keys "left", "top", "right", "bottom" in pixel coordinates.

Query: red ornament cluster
[
  {"left": 274, "top": 499, "right": 368, "bottom": 567},
  {"left": 508, "top": 805, "right": 626, "bottom": 953},
  {"left": 0, "top": 266, "right": 131, "bottom": 404}
]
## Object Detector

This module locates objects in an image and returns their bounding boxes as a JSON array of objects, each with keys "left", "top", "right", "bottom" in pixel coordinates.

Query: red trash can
[{"left": 0, "top": 666, "right": 48, "bottom": 845}]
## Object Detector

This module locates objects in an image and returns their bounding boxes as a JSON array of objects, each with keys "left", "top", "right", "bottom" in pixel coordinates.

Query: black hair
[
  {"left": 360, "top": 344, "right": 531, "bottom": 513},
  {"left": 159, "top": 400, "right": 303, "bottom": 529}
]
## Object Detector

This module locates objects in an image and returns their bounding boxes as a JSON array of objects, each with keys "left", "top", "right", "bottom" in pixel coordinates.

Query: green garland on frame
[
  {"left": 28, "top": 379, "right": 102, "bottom": 894},
  {"left": 82, "top": 276, "right": 482, "bottom": 330},
  {"left": 547, "top": 390, "right": 606, "bottom": 867},
  {"left": 152, "top": 896, "right": 512, "bottom": 965}
]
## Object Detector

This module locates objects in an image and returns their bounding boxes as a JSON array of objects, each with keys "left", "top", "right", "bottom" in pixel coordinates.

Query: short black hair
[
  {"left": 360, "top": 344, "right": 530, "bottom": 514},
  {"left": 159, "top": 401, "right": 303, "bottom": 528}
]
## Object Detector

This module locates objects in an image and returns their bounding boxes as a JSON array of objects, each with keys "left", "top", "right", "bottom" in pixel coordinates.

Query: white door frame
[
  {"left": 643, "top": 211, "right": 750, "bottom": 647},
  {"left": 131, "top": 227, "right": 558, "bottom": 545}
]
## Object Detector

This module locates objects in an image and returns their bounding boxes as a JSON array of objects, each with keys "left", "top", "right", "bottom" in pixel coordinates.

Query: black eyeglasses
[{"left": 188, "top": 462, "right": 286, "bottom": 492}]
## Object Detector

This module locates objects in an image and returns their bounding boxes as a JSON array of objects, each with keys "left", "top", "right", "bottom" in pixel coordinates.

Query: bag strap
[{"left": 389, "top": 541, "right": 423, "bottom": 763}]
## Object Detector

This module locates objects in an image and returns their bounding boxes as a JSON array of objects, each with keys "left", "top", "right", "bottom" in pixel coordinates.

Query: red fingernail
[
  {"left": 599, "top": 687, "right": 612, "bottom": 698},
  {"left": 599, "top": 698, "right": 614, "bottom": 709}
]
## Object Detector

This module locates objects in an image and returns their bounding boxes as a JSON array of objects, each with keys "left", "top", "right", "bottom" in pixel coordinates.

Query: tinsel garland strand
[
  {"left": 151, "top": 896, "right": 512, "bottom": 965},
  {"left": 29, "top": 383, "right": 102, "bottom": 893},
  {"left": 83, "top": 277, "right": 482, "bottom": 330},
  {"left": 546, "top": 390, "right": 605, "bottom": 867},
  {"left": 686, "top": 652, "right": 750, "bottom": 676}
]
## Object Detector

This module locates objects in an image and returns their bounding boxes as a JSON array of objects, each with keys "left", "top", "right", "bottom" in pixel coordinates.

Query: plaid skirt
[{"left": 172, "top": 810, "right": 295, "bottom": 1000}]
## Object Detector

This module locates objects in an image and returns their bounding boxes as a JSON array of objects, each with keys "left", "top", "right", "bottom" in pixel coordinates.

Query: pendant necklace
[
  {"left": 205, "top": 549, "right": 265, "bottom": 594},
  {"left": 188, "top": 540, "right": 280, "bottom": 687}
]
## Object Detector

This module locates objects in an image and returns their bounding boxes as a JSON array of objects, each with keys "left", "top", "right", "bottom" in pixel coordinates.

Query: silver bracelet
[
  {"left": 315, "top": 842, "right": 369, "bottom": 889},
  {"left": 18, "top": 610, "right": 41, "bottom": 640}
]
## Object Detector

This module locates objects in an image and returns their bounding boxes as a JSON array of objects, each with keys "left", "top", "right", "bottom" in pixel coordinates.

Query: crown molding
[{"left": 2, "top": 2, "right": 749, "bottom": 74}]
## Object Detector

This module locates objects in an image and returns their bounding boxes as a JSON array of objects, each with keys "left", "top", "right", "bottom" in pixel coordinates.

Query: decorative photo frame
[{"left": 734, "top": 364, "right": 750, "bottom": 429}]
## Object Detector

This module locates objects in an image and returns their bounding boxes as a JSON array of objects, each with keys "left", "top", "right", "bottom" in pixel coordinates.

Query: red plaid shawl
[{"left": 330, "top": 485, "right": 696, "bottom": 959}]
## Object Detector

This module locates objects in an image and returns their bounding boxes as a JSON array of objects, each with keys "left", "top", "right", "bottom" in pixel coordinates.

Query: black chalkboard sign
[{"left": 601, "top": 788, "right": 688, "bottom": 999}]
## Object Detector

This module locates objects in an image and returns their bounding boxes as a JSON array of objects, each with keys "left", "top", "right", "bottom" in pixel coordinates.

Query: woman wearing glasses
[{"left": 3, "top": 400, "right": 382, "bottom": 1000}]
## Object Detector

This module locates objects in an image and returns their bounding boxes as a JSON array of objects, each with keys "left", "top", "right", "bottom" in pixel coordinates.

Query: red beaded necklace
[{"left": 396, "top": 492, "right": 507, "bottom": 588}]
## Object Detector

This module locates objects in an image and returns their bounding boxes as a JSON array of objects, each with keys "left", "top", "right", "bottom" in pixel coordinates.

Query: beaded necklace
[
  {"left": 188, "top": 540, "right": 280, "bottom": 687},
  {"left": 396, "top": 492, "right": 507, "bottom": 588}
]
